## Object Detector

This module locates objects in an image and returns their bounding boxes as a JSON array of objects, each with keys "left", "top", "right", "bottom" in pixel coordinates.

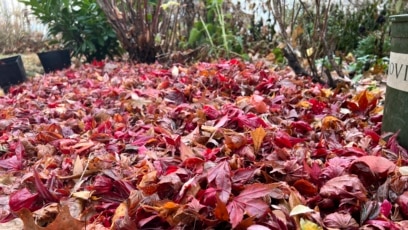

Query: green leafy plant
[
  {"left": 20, "top": 0, "right": 122, "bottom": 62},
  {"left": 355, "top": 33, "right": 391, "bottom": 58},
  {"left": 185, "top": 0, "right": 245, "bottom": 59}
]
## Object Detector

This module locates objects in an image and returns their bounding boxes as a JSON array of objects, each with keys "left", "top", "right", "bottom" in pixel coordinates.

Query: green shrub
[
  {"left": 355, "top": 33, "right": 390, "bottom": 57},
  {"left": 20, "top": 0, "right": 122, "bottom": 62}
]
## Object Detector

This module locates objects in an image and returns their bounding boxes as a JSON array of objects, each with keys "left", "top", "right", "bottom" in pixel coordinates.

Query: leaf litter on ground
[{"left": 0, "top": 59, "right": 407, "bottom": 229}]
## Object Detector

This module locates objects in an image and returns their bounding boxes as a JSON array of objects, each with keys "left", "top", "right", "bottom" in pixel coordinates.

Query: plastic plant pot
[
  {"left": 37, "top": 49, "right": 71, "bottom": 73},
  {"left": 0, "top": 55, "right": 27, "bottom": 93}
]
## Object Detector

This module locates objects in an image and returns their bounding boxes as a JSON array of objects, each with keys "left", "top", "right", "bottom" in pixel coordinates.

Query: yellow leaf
[
  {"left": 300, "top": 218, "right": 323, "bottom": 230},
  {"left": 306, "top": 47, "right": 314, "bottom": 57},
  {"left": 251, "top": 127, "right": 266, "bottom": 153},
  {"left": 321, "top": 88, "right": 333, "bottom": 98},
  {"left": 297, "top": 100, "right": 311, "bottom": 109},
  {"left": 163, "top": 201, "right": 180, "bottom": 210}
]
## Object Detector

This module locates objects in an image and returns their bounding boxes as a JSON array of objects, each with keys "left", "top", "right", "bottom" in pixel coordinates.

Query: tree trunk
[{"left": 97, "top": 0, "right": 161, "bottom": 63}]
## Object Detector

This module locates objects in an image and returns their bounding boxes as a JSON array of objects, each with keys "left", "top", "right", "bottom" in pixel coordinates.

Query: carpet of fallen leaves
[{"left": 1, "top": 59, "right": 408, "bottom": 230}]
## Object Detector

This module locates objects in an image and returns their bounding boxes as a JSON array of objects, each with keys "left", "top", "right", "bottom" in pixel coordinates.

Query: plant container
[
  {"left": 0, "top": 55, "right": 27, "bottom": 93},
  {"left": 382, "top": 14, "right": 408, "bottom": 148},
  {"left": 37, "top": 49, "right": 71, "bottom": 73}
]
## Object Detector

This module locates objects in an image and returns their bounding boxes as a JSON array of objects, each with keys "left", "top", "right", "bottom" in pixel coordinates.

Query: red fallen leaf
[
  {"left": 202, "top": 148, "right": 220, "bottom": 161},
  {"left": 91, "top": 59, "right": 105, "bottom": 68},
  {"left": 349, "top": 156, "right": 396, "bottom": 179},
  {"left": 33, "top": 170, "right": 58, "bottom": 202},
  {"left": 249, "top": 94, "right": 269, "bottom": 114},
  {"left": 232, "top": 168, "right": 256, "bottom": 186},
  {"left": 207, "top": 161, "right": 231, "bottom": 204},
  {"left": 293, "top": 179, "right": 318, "bottom": 196},
  {"left": 227, "top": 199, "right": 245, "bottom": 228},
  {"left": 386, "top": 131, "right": 408, "bottom": 159},
  {"left": 90, "top": 132, "right": 112, "bottom": 143},
  {"left": 397, "top": 191, "right": 408, "bottom": 217},
  {"left": 235, "top": 183, "right": 280, "bottom": 202},
  {"left": 274, "top": 130, "right": 305, "bottom": 148},
  {"left": 203, "top": 105, "right": 220, "bottom": 120},
  {"left": 0, "top": 155, "right": 22, "bottom": 171},
  {"left": 303, "top": 160, "right": 321, "bottom": 184},
  {"left": 364, "top": 128, "right": 380, "bottom": 144},
  {"left": 87, "top": 175, "right": 113, "bottom": 195},
  {"left": 157, "top": 80, "right": 170, "bottom": 89},
  {"left": 234, "top": 113, "right": 268, "bottom": 128},
  {"left": 346, "top": 90, "right": 378, "bottom": 114},
  {"left": 72, "top": 140, "right": 94, "bottom": 155},
  {"left": 320, "top": 174, "right": 367, "bottom": 202},
  {"left": 164, "top": 89, "right": 186, "bottom": 105},
  {"left": 290, "top": 120, "right": 312, "bottom": 134},
  {"left": 65, "top": 70, "right": 77, "bottom": 79},
  {"left": 182, "top": 157, "right": 204, "bottom": 174},
  {"left": 381, "top": 199, "right": 392, "bottom": 217},
  {"left": 323, "top": 212, "right": 359, "bottom": 229},
  {"left": 321, "top": 157, "right": 353, "bottom": 180},
  {"left": 197, "top": 187, "right": 218, "bottom": 207},
  {"left": 370, "top": 114, "right": 383, "bottom": 123},
  {"left": 308, "top": 98, "right": 326, "bottom": 114},
  {"left": 36, "top": 131, "right": 63, "bottom": 143},
  {"left": 227, "top": 183, "right": 277, "bottom": 228},
  {"left": 332, "top": 146, "right": 367, "bottom": 157},
  {"left": 9, "top": 188, "right": 39, "bottom": 212}
]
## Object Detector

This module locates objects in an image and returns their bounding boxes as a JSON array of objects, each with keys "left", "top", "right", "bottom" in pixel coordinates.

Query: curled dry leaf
[{"left": 17, "top": 205, "right": 85, "bottom": 230}]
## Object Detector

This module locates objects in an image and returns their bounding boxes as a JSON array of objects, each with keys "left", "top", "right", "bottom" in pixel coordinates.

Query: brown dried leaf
[
  {"left": 214, "top": 196, "right": 229, "bottom": 221},
  {"left": 224, "top": 132, "right": 247, "bottom": 150},
  {"left": 18, "top": 205, "right": 85, "bottom": 230}
]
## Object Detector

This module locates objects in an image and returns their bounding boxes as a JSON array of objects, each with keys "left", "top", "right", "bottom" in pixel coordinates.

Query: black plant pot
[
  {"left": 37, "top": 49, "right": 71, "bottom": 73},
  {"left": 0, "top": 55, "right": 27, "bottom": 93}
]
